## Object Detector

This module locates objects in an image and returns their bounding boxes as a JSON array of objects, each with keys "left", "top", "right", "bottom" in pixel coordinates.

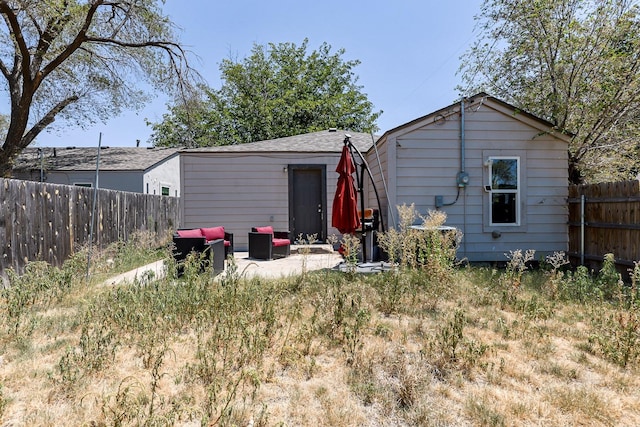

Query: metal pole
[
  {"left": 580, "top": 194, "right": 585, "bottom": 265},
  {"left": 359, "top": 162, "right": 367, "bottom": 262},
  {"left": 86, "top": 133, "right": 102, "bottom": 281},
  {"left": 370, "top": 132, "right": 396, "bottom": 228},
  {"left": 38, "top": 148, "right": 44, "bottom": 182}
]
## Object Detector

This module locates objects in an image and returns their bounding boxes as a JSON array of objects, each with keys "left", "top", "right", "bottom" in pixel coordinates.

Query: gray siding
[
  {"left": 367, "top": 98, "right": 569, "bottom": 262},
  {"left": 181, "top": 152, "right": 346, "bottom": 250},
  {"left": 366, "top": 137, "right": 393, "bottom": 228},
  {"left": 34, "top": 170, "right": 144, "bottom": 192}
]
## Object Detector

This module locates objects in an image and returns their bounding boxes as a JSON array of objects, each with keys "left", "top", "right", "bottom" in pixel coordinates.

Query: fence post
[
  {"left": 86, "top": 133, "right": 102, "bottom": 281},
  {"left": 580, "top": 194, "right": 585, "bottom": 266}
]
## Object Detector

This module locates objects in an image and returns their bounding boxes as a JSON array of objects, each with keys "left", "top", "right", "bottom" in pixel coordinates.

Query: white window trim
[{"left": 488, "top": 156, "right": 520, "bottom": 227}]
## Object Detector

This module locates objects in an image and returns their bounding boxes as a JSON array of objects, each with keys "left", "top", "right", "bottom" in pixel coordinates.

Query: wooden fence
[
  {"left": 1, "top": 178, "right": 181, "bottom": 275},
  {"left": 568, "top": 180, "right": 640, "bottom": 273}
]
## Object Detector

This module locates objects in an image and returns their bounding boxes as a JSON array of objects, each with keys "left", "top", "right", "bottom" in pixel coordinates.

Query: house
[
  {"left": 12, "top": 146, "right": 181, "bottom": 196},
  {"left": 178, "top": 129, "right": 374, "bottom": 250},
  {"left": 366, "top": 93, "right": 571, "bottom": 262}
]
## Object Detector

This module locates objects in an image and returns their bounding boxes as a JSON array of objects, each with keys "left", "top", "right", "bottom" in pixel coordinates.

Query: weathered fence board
[
  {"left": 1, "top": 178, "right": 180, "bottom": 276},
  {"left": 568, "top": 180, "right": 640, "bottom": 272}
]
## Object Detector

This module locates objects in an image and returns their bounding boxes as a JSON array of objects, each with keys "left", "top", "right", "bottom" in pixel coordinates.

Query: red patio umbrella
[{"left": 332, "top": 144, "right": 361, "bottom": 234}]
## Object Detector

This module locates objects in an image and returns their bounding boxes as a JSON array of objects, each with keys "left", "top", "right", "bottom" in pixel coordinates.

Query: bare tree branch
[
  {"left": 36, "top": 2, "right": 102, "bottom": 85},
  {"left": 20, "top": 95, "right": 79, "bottom": 149}
]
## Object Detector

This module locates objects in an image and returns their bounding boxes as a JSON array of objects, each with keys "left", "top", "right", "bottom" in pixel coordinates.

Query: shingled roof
[
  {"left": 13, "top": 147, "right": 179, "bottom": 172},
  {"left": 181, "top": 129, "right": 376, "bottom": 154}
]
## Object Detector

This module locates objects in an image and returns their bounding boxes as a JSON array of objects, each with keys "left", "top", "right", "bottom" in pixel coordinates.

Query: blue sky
[{"left": 35, "top": 0, "right": 484, "bottom": 147}]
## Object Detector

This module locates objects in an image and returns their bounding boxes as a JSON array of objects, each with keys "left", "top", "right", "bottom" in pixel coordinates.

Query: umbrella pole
[
  {"left": 358, "top": 161, "right": 367, "bottom": 262},
  {"left": 346, "top": 138, "right": 367, "bottom": 263}
]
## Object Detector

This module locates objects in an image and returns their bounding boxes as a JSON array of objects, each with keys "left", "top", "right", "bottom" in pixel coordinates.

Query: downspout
[
  {"left": 457, "top": 99, "right": 469, "bottom": 185},
  {"left": 458, "top": 100, "right": 469, "bottom": 258},
  {"left": 437, "top": 99, "right": 469, "bottom": 207},
  {"left": 460, "top": 99, "right": 465, "bottom": 174}
]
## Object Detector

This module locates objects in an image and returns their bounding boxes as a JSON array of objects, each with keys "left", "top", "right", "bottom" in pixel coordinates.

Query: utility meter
[{"left": 456, "top": 171, "right": 470, "bottom": 187}]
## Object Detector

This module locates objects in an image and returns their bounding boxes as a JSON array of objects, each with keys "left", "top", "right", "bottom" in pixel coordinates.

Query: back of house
[{"left": 367, "top": 93, "right": 570, "bottom": 262}]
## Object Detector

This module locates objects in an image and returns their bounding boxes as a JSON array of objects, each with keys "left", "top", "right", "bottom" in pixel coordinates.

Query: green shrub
[
  {"left": 562, "top": 266, "right": 593, "bottom": 302},
  {"left": 588, "top": 305, "right": 640, "bottom": 368},
  {"left": 424, "top": 308, "right": 489, "bottom": 376},
  {"left": 372, "top": 270, "right": 406, "bottom": 315},
  {"left": 595, "top": 253, "right": 622, "bottom": 301}
]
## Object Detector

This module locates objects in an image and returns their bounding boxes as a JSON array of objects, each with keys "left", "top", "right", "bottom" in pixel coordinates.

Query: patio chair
[
  {"left": 176, "top": 226, "right": 234, "bottom": 258},
  {"left": 171, "top": 234, "right": 225, "bottom": 276},
  {"left": 248, "top": 226, "right": 291, "bottom": 260}
]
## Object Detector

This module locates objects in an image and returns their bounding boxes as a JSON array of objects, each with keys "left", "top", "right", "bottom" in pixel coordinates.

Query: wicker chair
[
  {"left": 172, "top": 234, "right": 225, "bottom": 276},
  {"left": 248, "top": 226, "right": 291, "bottom": 260},
  {"left": 176, "top": 226, "right": 234, "bottom": 258}
]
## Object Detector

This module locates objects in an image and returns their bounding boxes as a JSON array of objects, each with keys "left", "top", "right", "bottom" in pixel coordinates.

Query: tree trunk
[
  {"left": 568, "top": 154, "right": 583, "bottom": 185},
  {"left": 1, "top": 124, "right": 28, "bottom": 177},
  {"left": 0, "top": 145, "right": 19, "bottom": 177}
]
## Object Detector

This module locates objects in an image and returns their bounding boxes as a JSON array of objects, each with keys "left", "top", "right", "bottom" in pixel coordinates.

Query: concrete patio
[{"left": 103, "top": 244, "right": 345, "bottom": 286}]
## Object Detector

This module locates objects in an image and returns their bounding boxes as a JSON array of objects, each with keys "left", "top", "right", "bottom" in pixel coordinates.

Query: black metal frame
[{"left": 343, "top": 135, "right": 386, "bottom": 261}]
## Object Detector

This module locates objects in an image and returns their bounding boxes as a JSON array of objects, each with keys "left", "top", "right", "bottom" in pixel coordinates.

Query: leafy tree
[
  {"left": 0, "top": 0, "right": 197, "bottom": 176},
  {"left": 459, "top": 0, "right": 640, "bottom": 183},
  {"left": 149, "top": 39, "right": 381, "bottom": 147}
]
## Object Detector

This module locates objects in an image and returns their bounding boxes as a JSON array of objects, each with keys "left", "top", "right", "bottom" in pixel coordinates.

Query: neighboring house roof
[
  {"left": 180, "top": 129, "right": 375, "bottom": 154},
  {"left": 13, "top": 147, "right": 179, "bottom": 172},
  {"left": 371, "top": 92, "right": 573, "bottom": 150}
]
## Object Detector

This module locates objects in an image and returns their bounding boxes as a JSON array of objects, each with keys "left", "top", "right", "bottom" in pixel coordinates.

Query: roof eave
[{"left": 367, "top": 92, "right": 573, "bottom": 154}]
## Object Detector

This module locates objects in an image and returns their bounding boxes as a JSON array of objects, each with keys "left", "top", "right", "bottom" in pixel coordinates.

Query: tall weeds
[
  {"left": 1, "top": 257, "right": 81, "bottom": 337},
  {"left": 585, "top": 261, "right": 640, "bottom": 367},
  {"left": 500, "top": 249, "right": 536, "bottom": 305},
  {"left": 4, "top": 227, "right": 640, "bottom": 425},
  {"left": 376, "top": 203, "right": 460, "bottom": 280}
]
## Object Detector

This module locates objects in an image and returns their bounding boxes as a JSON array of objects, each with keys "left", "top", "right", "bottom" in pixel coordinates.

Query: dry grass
[{"left": 1, "top": 235, "right": 640, "bottom": 426}]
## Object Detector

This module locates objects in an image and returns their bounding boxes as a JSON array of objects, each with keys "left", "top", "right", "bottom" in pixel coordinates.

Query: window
[
  {"left": 489, "top": 157, "right": 519, "bottom": 225},
  {"left": 161, "top": 186, "right": 170, "bottom": 196},
  {"left": 74, "top": 182, "right": 92, "bottom": 188}
]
